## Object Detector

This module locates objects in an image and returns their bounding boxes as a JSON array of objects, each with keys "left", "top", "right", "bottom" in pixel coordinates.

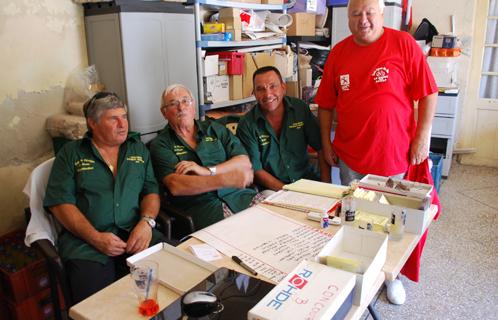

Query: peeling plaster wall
[{"left": 0, "top": 1, "right": 87, "bottom": 235}]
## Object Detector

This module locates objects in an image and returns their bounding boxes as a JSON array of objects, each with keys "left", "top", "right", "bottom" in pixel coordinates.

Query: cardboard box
[
  {"left": 203, "top": 22, "right": 225, "bottom": 34},
  {"left": 359, "top": 174, "right": 433, "bottom": 199},
  {"left": 219, "top": 17, "right": 242, "bottom": 30},
  {"left": 316, "top": 226, "right": 388, "bottom": 306},
  {"left": 218, "top": 60, "right": 228, "bottom": 75},
  {"left": 287, "top": 12, "right": 316, "bottom": 36},
  {"left": 299, "top": 67, "right": 312, "bottom": 87},
  {"left": 219, "top": 8, "right": 241, "bottom": 19},
  {"left": 286, "top": 81, "right": 299, "bottom": 98},
  {"left": 229, "top": 75, "right": 243, "bottom": 100},
  {"left": 242, "top": 53, "right": 258, "bottom": 98},
  {"left": 253, "top": 51, "right": 290, "bottom": 79},
  {"left": 203, "top": 54, "right": 219, "bottom": 77},
  {"left": 238, "top": 0, "right": 261, "bottom": 3},
  {"left": 248, "top": 260, "right": 356, "bottom": 320},
  {"left": 225, "top": 28, "right": 242, "bottom": 41},
  {"left": 204, "top": 75, "right": 229, "bottom": 103},
  {"left": 261, "top": 0, "right": 284, "bottom": 3}
]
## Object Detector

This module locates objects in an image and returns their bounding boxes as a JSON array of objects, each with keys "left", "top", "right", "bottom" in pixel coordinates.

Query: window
[{"left": 479, "top": 0, "right": 498, "bottom": 99}]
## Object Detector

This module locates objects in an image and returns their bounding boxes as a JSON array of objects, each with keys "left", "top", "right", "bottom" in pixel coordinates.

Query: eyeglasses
[
  {"left": 83, "top": 92, "right": 119, "bottom": 117},
  {"left": 164, "top": 97, "right": 194, "bottom": 109}
]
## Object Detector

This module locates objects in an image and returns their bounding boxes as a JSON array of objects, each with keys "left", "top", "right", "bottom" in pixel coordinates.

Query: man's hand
[
  {"left": 322, "top": 142, "right": 338, "bottom": 167},
  {"left": 92, "top": 232, "right": 127, "bottom": 256},
  {"left": 222, "top": 168, "right": 254, "bottom": 189},
  {"left": 126, "top": 220, "right": 153, "bottom": 254},
  {"left": 410, "top": 135, "right": 429, "bottom": 165},
  {"left": 175, "top": 161, "right": 210, "bottom": 176}
]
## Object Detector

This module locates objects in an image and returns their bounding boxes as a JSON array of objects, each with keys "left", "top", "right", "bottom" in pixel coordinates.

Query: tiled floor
[{"left": 362, "top": 160, "right": 498, "bottom": 320}]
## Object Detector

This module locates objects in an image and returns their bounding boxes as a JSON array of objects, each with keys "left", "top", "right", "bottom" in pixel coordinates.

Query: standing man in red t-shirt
[{"left": 314, "top": 0, "right": 438, "bottom": 305}]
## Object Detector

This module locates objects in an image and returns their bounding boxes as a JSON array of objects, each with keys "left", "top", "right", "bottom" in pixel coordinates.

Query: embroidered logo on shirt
[
  {"left": 126, "top": 155, "right": 144, "bottom": 164},
  {"left": 289, "top": 121, "right": 304, "bottom": 129},
  {"left": 372, "top": 67, "right": 389, "bottom": 83},
  {"left": 173, "top": 145, "right": 187, "bottom": 156},
  {"left": 75, "top": 159, "right": 94, "bottom": 172},
  {"left": 258, "top": 134, "right": 270, "bottom": 146},
  {"left": 340, "top": 74, "right": 350, "bottom": 91},
  {"left": 204, "top": 136, "right": 217, "bottom": 142}
]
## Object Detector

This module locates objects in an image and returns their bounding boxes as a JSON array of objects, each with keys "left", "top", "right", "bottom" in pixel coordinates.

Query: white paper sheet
[
  {"left": 192, "top": 206, "right": 333, "bottom": 282},
  {"left": 264, "top": 190, "right": 339, "bottom": 213}
]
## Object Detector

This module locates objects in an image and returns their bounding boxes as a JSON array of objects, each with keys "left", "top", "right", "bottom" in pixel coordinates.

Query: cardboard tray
[
  {"left": 316, "top": 226, "right": 388, "bottom": 306},
  {"left": 126, "top": 243, "right": 217, "bottom": 295},
  {"left": 359, "top": 174, "right": 433, "bottom": 199}
]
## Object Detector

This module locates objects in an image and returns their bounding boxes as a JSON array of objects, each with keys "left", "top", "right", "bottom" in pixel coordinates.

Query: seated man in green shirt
[
  {"left": 150, "top": 84, "right": 262, "bottom": 230},
  {"left": 44, "top": 92, "right": 164, "bottom": 304},
  {"left": 237, "top": 66, "right": 330, "bottom": 191}
]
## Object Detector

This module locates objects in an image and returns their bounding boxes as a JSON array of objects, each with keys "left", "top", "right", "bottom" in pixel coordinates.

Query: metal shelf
[
  {"left": 187, "top": 0, "right": 288, "bottom": 11},
  {"left": 201, "top": 96, "right": 256, "bottom": 112},
  {"left": 197, "top": 38, "right": 286, "bottom": 48}
]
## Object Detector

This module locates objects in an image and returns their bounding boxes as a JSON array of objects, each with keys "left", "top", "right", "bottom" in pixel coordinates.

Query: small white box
[
  {"left": 204, "top": 75, "right": 229, "bottom": 103},
  {"left": 427, "top": 56, "right": 459, "bottom": 88},
  {"left": 354, "top": 192, "right": 432, "bottom": 235},
  {"left": 316, "top": 226, "right": 388, "bottom": 306},
  {"left": 248, "top": 260, "right": 356, "bottom": 320},
  {"left": 203, "top": 55, "right": 219, "bottom": 77}
]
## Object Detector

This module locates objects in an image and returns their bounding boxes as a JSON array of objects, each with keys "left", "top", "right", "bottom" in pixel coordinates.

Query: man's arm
[
  {"left": 318, "top": 108, "right": 337, "bottom": 166},
  {"left": 254, "top": 169, "right": 284, "bottom": 191},
  {"left": 126, "top": 193, "right": 160, "bottom": 254},
  {"left": 410, "top": 92, "right": 438, "bottom": 165},
  {"left": 318, "top": 150, "right": 331, "bottom": 183},
  {"left": 50, "top": 204, "right": 127, "bottom": 256},
  {"left": 165, "top": 155, "right": 253, "bottom": 196}
]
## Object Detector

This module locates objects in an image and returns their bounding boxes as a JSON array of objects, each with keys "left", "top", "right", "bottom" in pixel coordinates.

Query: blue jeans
[{"left": 338, "top": 159, "right": 405, "bottom": 186}]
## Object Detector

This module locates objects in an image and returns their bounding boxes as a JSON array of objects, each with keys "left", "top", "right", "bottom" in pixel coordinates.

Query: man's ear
[
  {"left": 282, "top": 81, "right": 287, "bottom": 93},
  {"left": 87, "top": 118, "right": 97, "bottom": 132}
]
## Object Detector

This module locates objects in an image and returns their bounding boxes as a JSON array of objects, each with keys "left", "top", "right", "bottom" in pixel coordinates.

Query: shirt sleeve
[
  {"left": 214, "top": 121, "right": 248, "bottom": 159},
  {"left": 302, "top": 102, "right": 323, "bottom": 151},
  {"left": 43, "top": 144, "right": 77, "bottom": 208},
  {"left": 314, "top": 48, "right": 339, "bottom": 110},
  {"left": 150, "top": 135, "right": 179, "bottom": 182},
  {"left": 404, "top": 33, "right": 438, "bottom": 100},
  {"left": 236, "top": 116, "right": 263, "bottom": 171},
  {"left": 141, "top": 147, "right": 159, "bottom": 195}
]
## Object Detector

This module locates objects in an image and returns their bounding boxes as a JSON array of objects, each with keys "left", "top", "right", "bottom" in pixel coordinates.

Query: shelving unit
[{"left": 187, "top": 0, "right": 289, "bottom": 117}]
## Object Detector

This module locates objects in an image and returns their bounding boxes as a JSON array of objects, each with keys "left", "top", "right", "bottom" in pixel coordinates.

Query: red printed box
[{"left": 208, "top": 51, "right": 245, "bottom": 75}]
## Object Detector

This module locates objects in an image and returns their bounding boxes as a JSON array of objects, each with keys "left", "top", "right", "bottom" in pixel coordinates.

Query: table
[{"left": 69, "top": 204, "right": 437, "bottom": 320}]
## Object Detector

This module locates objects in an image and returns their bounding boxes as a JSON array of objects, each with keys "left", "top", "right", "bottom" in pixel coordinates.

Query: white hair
[
  {"left": 160, "top": 84, "right": 194, "bottom": 110},
  {"left": 347, "top": 0, "right": 385, "bottom": 14}
]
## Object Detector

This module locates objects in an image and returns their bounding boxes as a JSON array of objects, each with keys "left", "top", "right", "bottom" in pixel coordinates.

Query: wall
[
  {"left": 410, "top": 0, "right": 477, "bottom": 156},
  {"left": 0, "top": 1, "right": 87, "bottom": 235}
]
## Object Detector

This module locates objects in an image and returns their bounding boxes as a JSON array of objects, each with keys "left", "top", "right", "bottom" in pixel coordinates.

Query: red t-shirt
[{"left": 315, "top": 28, "right": 437, "bottom": 176}]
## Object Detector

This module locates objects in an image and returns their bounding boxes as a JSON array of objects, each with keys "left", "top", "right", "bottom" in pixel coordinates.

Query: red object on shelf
[{"left": 208, "top": 51, "right": 245, "bottom": 75}]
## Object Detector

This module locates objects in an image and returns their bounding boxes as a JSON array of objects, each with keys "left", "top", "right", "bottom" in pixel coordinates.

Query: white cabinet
[
  {"left": 430, "top": 92, "right": 459, "bottom": 177},
  {"left": 84, "top": 1, "right": 197, "bottom": 141}
]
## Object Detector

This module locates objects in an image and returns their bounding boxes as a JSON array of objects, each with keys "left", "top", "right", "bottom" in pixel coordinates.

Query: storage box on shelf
[{"left": 190, "top": 0, "right": 289, "bottom": 117}]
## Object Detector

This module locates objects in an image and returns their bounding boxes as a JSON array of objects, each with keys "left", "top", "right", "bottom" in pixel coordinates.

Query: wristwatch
[
  {"left": 208, "top": 166, "right": 217, "bottom": 176},
  {"left": 141, "top": 215, "right": 156, "bottom": 228}
]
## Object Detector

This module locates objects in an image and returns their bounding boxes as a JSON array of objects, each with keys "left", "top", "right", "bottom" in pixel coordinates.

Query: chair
[
  {"left": 23, "top": 158, "right": 173, "bottom": 320},
  {"left": 23, "top": 158, "right": 71, "bottom": 320},
  {"left": 159, "top": 187, "right": 196, "bottom": 241}
]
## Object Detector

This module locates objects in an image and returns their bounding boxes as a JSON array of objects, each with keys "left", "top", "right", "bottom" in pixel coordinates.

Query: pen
[{"left": 231, "top": 255, "right": 258, "bottom": 276}]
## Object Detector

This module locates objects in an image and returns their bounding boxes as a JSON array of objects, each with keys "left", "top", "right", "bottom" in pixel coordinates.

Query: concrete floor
[{"left": 362, "top": 160, "right": 498, "bottom": 319}]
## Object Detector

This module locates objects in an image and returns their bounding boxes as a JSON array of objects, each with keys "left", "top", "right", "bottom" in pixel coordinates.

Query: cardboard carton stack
[{"left": 218, "top": 8, "right": 242, "bottom": 42}]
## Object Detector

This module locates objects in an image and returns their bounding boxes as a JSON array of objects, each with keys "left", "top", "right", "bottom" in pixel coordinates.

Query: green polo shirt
[
  {"left": 44, "top": 132, "right": 162, "bottom": 264},
  {"left": 237, "top": 96, "right": 322, "bottom": 184},
  {"left": 150, "top": 120, "right": 257, "bottom": 230}
]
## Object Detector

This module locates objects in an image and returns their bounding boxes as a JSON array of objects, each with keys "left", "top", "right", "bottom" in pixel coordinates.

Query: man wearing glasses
[
  {"left": 150, "top": 84, "right": 262, "bottom": 230},
  {"left": 44, "top": 92, "right": 164, "bottom": 303}
]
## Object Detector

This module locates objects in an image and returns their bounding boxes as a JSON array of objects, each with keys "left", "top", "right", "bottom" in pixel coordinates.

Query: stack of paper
[
  {"left": 283, "top": 179, "right": 349, "bottom": 198},
  {"left": 263, "top": 190, "right": 339, "bottom": 213}
]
